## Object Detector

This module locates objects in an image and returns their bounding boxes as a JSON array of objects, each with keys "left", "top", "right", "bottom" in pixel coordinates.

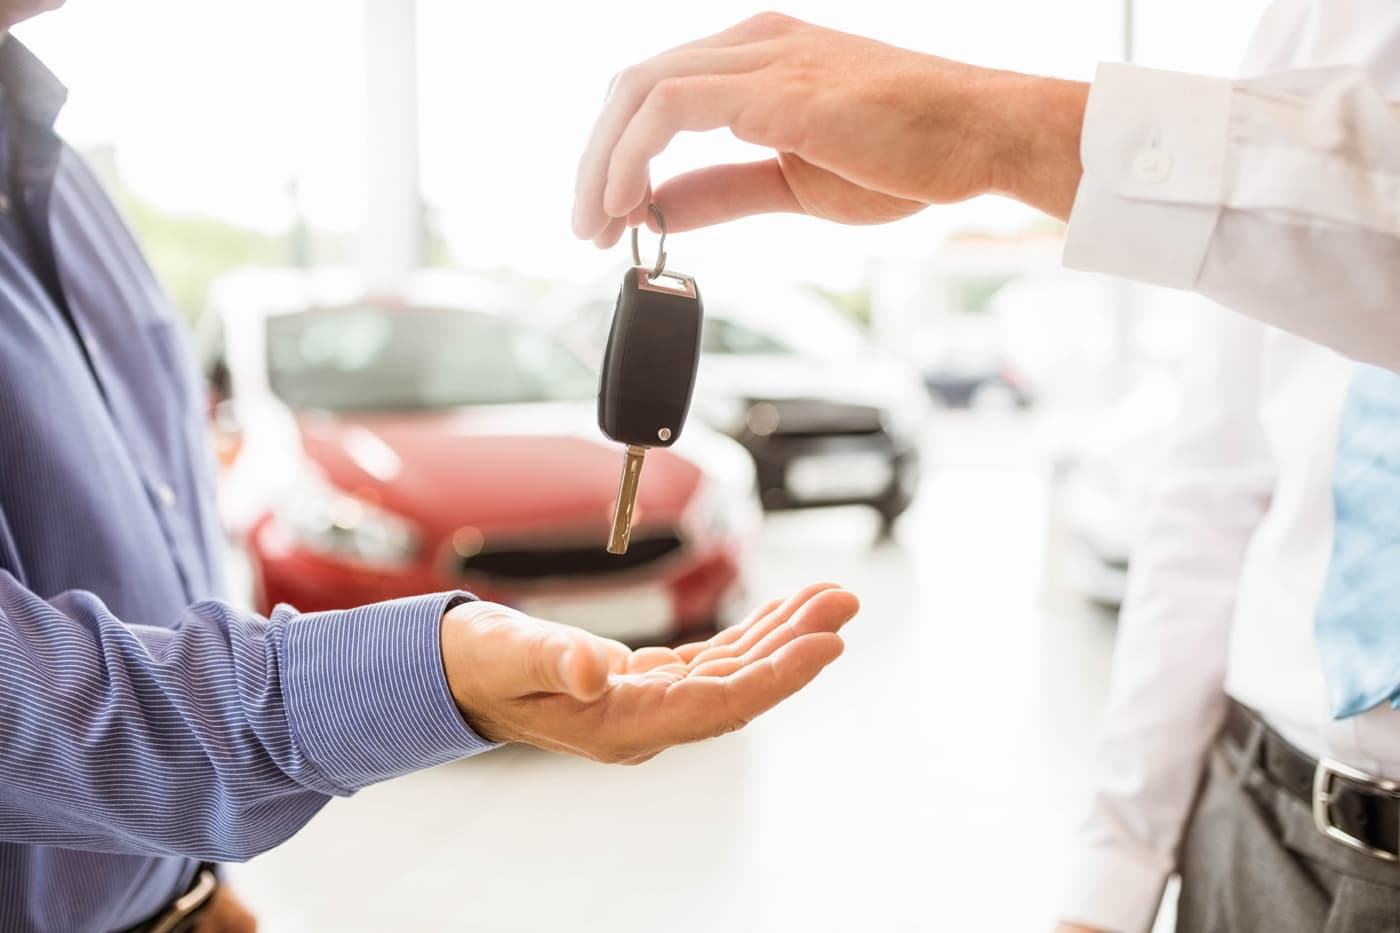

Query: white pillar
[
  {"left": 362, "top": 0, "right": 423, "bottom": 290},
  {"left": 1113, "top": 0, "right": 1138, "bottom": 382}
]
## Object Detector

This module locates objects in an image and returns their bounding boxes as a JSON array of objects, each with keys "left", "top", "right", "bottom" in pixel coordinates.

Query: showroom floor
[{"left": 229, "top": 413, "right": 1166, "bottom": 932}]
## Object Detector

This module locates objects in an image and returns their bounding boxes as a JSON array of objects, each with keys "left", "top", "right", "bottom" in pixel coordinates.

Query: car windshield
[{"left": 266, "top": 304, "right": 597, "bottom": 412}]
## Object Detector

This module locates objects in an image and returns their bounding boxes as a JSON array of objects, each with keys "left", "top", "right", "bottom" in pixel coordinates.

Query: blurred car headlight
[
  {"left": 881, "top": 391, "right": 931, "bottom": 447},
  {"left": 272, "top": 464, "right": 420, "bottom": 567},
  {"left": 682, "top": 475, "right": 762, "bottom": 543},
  {"left": 692, "top": 394, "right": 750, "bottom": 436},
  {"left": 671, "top": 424, "right": 762, "bottom": 541}
]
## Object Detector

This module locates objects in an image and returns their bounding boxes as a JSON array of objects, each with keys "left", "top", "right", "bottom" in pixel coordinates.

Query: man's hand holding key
[
  {"left": 441, "top": 583, "right": 857, "bottom": 763},
  {"left": 571, "top": 12, "right": 1088, "bottom": 238}
]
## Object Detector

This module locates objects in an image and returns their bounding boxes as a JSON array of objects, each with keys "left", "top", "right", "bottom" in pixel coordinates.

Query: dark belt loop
[{"left": 1230, "top": 715, "right": 1267, "bottom": 790}]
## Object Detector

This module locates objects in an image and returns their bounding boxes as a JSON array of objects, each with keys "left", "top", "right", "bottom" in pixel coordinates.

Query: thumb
[
  {"left": 652, "top": 158, "right": 801, "bottom": 232},
  {"left": 558, "top": 637, "right": 613, "bottom": 702},
  {"left": 444, "top": 601, "right": 616, "bottom": 705},
  {"left": 520, "top": 626, "right": 613, "bottom": 702}
]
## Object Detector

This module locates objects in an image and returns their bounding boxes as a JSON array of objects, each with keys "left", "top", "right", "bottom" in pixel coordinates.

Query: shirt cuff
[
  {"left": 1059, "top": 842, "right": 1170, "bottom": 933},
  {"left": 280, "top": 591, "right": 499, "bottom": 795},
  {"left": 1063, "top": 62, "right": 1233, "bottom": 289}
]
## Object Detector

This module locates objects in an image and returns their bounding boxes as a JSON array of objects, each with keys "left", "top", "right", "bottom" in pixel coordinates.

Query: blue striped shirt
[{"left": 0, "top": 38, "right": 493, "bottom": 931}]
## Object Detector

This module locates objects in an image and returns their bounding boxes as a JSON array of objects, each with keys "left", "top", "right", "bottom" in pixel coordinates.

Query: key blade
[{"left": 608, "top": 445, "right": 647, "bottom": 555}]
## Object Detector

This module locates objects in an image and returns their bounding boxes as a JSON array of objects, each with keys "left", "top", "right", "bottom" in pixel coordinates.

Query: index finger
[
  {"left": 686, "top": 582, "right": 843, "bottom": 668},
  {"left": 571, "top": 21, "right": 770, "bottom": 240},
  {"left": 658, "top": 632, "right": 845, "bottom": 746},
  {"left": 673, "top": 597, "right": 782, "bottom": 662},
  {"left": 695, "top": 587, "right": 859, "bottom": 678}
]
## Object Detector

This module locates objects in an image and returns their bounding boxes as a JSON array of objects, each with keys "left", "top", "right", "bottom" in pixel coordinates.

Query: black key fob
[
  {"left": 598, "top": 206, "right": 704, "bottom": 554},
  {"left": 597, "top": 266, "right": 703, "bottom": 449}
]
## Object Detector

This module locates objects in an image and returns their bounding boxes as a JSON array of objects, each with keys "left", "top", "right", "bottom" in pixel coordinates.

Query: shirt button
[
  {"left": 155, "top": 482, "right": 176, "bottom": 508},
  {"left": 1133, "top": 148, "right": 1173, "bottom": 183}
]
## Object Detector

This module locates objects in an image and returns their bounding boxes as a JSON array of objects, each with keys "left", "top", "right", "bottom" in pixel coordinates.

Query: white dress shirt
[{"left": 1058, "top": 1, "right": 1400, "bottom": 930}]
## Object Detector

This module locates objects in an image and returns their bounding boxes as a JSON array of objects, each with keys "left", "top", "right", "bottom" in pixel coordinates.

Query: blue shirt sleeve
[{"left": 0, "top": 572, "right": 497, "bottom": 861}]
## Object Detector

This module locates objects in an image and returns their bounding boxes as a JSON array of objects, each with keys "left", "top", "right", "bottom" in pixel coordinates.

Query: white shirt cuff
[
  {"left": 1063, "top": 63, "right": 1234, "bottom": 289},
  {"left": 1059, "top": 842, "right": 1170, "bottom": 933}
]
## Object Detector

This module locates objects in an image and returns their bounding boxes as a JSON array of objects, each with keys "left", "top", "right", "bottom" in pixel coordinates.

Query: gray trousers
[{"left": 1177, "top": 740, "right": 1400, "bottom": 932}]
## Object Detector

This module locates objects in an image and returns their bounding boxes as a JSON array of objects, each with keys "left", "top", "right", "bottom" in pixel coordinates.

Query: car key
[{"left": 598, "top": 205, "right": 703, "bottom": 554}]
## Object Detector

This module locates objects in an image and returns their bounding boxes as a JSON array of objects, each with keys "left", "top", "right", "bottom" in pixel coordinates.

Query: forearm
[
  {"left": 1061, "top": 311, "right": 1275, "bottom": 933},
  {"left": 1064, "top": 541, "right": 1237, "bottom": 933},
  {"left": 0, "top": 575, "right": 492, "bottom": 860},
  {"left": 984, "top": 72, "right": 1088, "bottom": 221}
]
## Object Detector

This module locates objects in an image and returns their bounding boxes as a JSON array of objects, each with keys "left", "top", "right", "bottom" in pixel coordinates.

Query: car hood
[{"left": 295, "top": 402, "right": 703, "bottom": 539}]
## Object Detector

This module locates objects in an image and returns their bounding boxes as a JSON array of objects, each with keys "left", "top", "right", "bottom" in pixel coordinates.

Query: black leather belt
[
  {"left": 1225, "top": 700, "right": 1400, "bottom": 861},
  {"left": 115, "top": 865, "right": 218, "bottom": 933}
]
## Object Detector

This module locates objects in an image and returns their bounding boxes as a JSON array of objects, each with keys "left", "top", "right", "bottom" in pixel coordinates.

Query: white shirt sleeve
[
  {"left": 1059, "top": 310, "right": 1277, "bottom": 933},
  {"left": 1064, "top": 61, "right": 1400, "bottom": 370}
]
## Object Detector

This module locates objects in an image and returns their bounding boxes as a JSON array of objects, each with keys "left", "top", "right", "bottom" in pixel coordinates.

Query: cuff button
[{"left": 1132, "top": 148, "right": 1174, "bottom": 183}]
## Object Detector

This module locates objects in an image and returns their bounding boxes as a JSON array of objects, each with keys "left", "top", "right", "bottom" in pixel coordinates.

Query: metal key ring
[{"left": 630, "top": 204, "right": 667, "bottom": 280}]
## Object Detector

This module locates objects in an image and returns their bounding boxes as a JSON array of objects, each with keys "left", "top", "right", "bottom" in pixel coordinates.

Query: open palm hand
[{"left": 441, "top": 583, "right": 858, "bottom": 764}]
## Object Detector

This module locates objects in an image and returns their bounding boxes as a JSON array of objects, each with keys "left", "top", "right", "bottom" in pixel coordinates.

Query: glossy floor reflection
[{"left": 230, "top": 413, "right": 1139, "bottom": 932}]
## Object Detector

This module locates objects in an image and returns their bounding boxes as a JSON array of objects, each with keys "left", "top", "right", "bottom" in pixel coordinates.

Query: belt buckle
[{"left": 1313, "top": 757, "right": 1400, "bottom": 861}]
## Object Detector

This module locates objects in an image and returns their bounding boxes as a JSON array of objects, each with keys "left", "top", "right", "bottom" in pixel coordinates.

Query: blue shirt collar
[{"left": 0, "top": 36, "right": 66, "bottom": 128}]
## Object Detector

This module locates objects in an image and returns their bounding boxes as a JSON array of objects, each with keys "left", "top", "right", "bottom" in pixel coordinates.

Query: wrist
[
  {"left": 983, "top": 71, "right": 1089, "bottom": 220},
  {"left": 437, "top": 601, "right": 520, "bottom": 745},
  {"left": 439, "top": 604, "right": 474, "bottom": 718}
]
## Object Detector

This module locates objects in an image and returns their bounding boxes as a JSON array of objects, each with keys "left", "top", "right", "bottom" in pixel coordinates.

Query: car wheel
[{"left": 876, "top": 494, "right": 912, "bottom": 539}]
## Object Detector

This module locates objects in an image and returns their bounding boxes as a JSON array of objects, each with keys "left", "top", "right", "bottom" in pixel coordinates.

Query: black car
[
  {"left": 693, "top": 313, "right": 928, "bottom": 532},
  {"left": 720, "top": 394, "right": 920, "bottom": 528}
]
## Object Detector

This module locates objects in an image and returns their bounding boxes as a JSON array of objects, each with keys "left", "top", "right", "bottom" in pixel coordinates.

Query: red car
[{"left": 200, "top": 269, "right": 761, "bottom": 645}]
